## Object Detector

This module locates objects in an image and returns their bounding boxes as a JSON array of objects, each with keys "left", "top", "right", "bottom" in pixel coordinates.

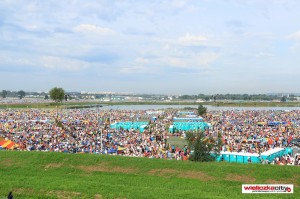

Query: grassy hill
[{"left": 0, "top": 151, "right": 299, "bottom": 199}]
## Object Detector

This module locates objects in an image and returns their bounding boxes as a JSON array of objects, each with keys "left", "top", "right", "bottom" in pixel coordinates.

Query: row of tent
[
  {"left": 215, "top": 147, "right": 294, "bottom": 164},
  {"left": 169, "top": 122, "right": 211, "bottom": 132},
  {"left": 1, "top": 119, "right": 50, "bottom": 123},
  {"left": 110, "top": 122, "right": 149, "bottom": 132},
  {"left": 257, "top": 121, "right": 300, "bottom": 126},
  {"left": 173, "top": 117, "right": 204, "bottom": 122}
]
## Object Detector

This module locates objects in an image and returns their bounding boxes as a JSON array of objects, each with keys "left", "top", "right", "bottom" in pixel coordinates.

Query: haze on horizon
[{"left": 1, "top": 0, "right": 300, "bottom": 95}]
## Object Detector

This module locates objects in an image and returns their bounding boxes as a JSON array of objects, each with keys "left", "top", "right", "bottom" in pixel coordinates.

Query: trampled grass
[
  {"left": 0, "top": 151, "right": 299, "bottom": 199},
  {"left": 167, "top": 136, "right": 187, "bottom": 149}
]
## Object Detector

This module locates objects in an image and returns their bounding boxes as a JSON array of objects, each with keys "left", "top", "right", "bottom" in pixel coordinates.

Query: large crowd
[
  {"left": 205, "top": 110, "right": 300, "bottom": 154},
  {"left": 0, "top": 108, "right": 300, "bottom": 165}
]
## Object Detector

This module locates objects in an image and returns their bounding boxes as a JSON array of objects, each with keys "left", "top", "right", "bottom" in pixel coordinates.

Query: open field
[
  {"left": 1, "top": 101, "right": 300, "bottom": 109},
  {"left": 0, "top": 151, "right": 299, "bottom": 199},
  {"left": 167, "top": 136, "right": 187, "bottom": 149}
]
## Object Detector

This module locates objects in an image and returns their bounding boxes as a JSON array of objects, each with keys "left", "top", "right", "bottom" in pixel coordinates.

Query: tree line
[
  {"left": 178, "top": 93, "right": 297, "bottom": 101},
  {"left": 0, "top": 87, "right": 66, "bottom": 102},
  {"left": 1, "top": 90, "right": 26, "bottom": 99},
  {"left": 1, "top": 89, "right": 297, "bottom": 102}
]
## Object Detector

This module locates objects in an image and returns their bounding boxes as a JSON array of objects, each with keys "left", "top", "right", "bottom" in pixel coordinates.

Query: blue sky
[{"left": 1, "top": 0, "right": 300, "bottom": 95}]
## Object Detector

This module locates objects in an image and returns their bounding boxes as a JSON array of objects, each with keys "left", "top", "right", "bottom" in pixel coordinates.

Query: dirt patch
[
  {"left": 14, "top": 188, "right": 81, "bottom": 198},
  {"left": 148, "top": 169, "right": 178, "bottom": 178},
  {"left": 266, "top": 178, "right": 299, "bottom": 188},
  {"left": 148, "top": 169, "right": 214, "bottom": 181},
  {"left": 78, "top": 163, "right": 137, "bottom": 174},
  {"left": 48, "top": 190, "right": 81, "bottom": 199},
  {"left": 45, "top": 163, "right": 63, "bottom": 169},
  {"left": 178, "top": 171, "right": 215, "bottom": 181},
  {"left": 0, "top": 159, "right": 15, "bottom": 167},
  {"left": 225, "top": 174, "right": 256, "bottom": 183},
  {"left": 94, "top": 194, "right": 103, "bottom": 199},
  {"left": 266, "top": 179, "right": 288, "bottom": 184},
  {"left": 13, "top": 187, "right": 35, "bottom": 194},
  {"left": 148, "top": 169, "right": 158, "bottom": 175}
]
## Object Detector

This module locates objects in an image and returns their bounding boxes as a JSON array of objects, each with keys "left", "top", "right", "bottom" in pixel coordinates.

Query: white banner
[{"left": 242, "top": 184, "right": 293, "bottom": 194}]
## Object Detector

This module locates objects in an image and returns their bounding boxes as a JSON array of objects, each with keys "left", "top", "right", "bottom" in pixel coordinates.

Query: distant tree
[
  {"left": 49, "top": 87, "right": 65, "bottom": 103},
  {"left": 186, "top": 130, "right": 222, "bottom": 162},
  {"left": 197, "top": 104, "right": 207, "bottom": 116},
  {"left": 17, "top": 90, "right": 26, "bottom": 99},
  {"left": 281, "top": 96, "right": 287, "bottom": 102},
  {"left": 1, "top": 90, "right": 8, "bottom": 98},
  {"left": 45, "top": 94, "right": 49, "bottom": 100},
  {"left": 289, "top": 94, "right": 296, "bottom": 101},
  {"left": 243, "top": 94, "right": 249, "bottom": 101}
]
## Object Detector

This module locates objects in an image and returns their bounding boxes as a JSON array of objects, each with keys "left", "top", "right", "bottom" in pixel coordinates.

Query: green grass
[
  {"left": 167, "top": 136, "right": 187, "bottom": 149},
  {"left": 0, "top": 151, "right": 299, "bottom": 199},
  {"left": 1, "top": 101, "right": 300, "bottom": 109}
]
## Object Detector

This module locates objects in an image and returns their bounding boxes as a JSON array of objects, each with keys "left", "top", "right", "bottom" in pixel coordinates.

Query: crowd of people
[
  {"left": 0, "top": 108, "right": 300, "bottom": 165},
  {"left": 261, "top": 154, "right": 300, "bottom": 165},
  {"left": 204, "top": 110, "right": 300, "bottom": 155}
]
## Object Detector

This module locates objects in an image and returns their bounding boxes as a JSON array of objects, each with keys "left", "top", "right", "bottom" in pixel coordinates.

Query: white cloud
[
  {"left": 0, "top": 53, "right": 35, "bottom": 67},
  {"left": 286, "top": 30, "right": 300, "bottom": 40},
  {"left": 243, "top": 32, "right": 273, "bottom": 39},
  {"left": 178, "top": 33, "right": 208, "bottom": 45},
  {"left": 119, "top": 65, "right": 147, "bottom": 74},
  {"left": 256, "top": 52, "right": 274, "bottom": 58},
  {"left": 171, "top": 0, "right": 187, "bottom": 9},
  {"left": 119, "top": 57, "right": 151, "bottom": 74},
  {"left": 160, "top": 52, "right": 219, "bottom": 69},
  {"left": 2, "top": 0, "right": 300, "bottom": 93},
  {"left": 40, "top": 56, "right": 89, "bottom": 72},
  {"left": 196, "top": 52, "right": 219, "bottom": 66},
  {"left": 135, "top": 57, "right": 149, "bottom": 64},
  {"left": 73, "top": 24, "right": 114, "bottom": 35},
  {"left": 168, "top": 57, "right": 185, "bottom": 67}
]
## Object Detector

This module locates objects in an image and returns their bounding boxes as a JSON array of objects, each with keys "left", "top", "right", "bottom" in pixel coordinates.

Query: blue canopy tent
[
  {"left": 110, "top": 121, "right": 148, "bottom": 132},
  {"left": 173, "top": 117, "right": 204, "bottom": 122},
  {"left": 219, "top": 151, "right": 260, "bottom": 164},
  {"left": 170, "top": 122, "right": 210, "bottom": 132},
  {"left": 260, "top": 148, "right": 285, "bottom": 162},
  {"left": 177, "top": 111, "right": 195, "bottom": 116}
]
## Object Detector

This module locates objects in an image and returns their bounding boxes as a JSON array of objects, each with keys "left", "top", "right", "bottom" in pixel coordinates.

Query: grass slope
[{"left": 0, "top": 151, "right": 299, "bottom": 199}]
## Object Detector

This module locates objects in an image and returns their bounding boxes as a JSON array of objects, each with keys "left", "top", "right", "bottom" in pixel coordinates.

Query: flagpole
[
  {"left": 100, "top": 127, "right": 103, "bottom": 153},
  {"left": 97, "top": 107, "right": 103, "bottom": 154}
]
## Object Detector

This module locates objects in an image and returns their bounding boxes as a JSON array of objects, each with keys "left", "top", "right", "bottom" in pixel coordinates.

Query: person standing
[{"left": 7, "top": 191, "right": 13, "bottom": 199}]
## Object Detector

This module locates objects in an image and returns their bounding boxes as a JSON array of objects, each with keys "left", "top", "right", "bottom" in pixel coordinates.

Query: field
[
  {"left": 167, "top": 136, "right": 187, "bottom": 149},
  {"left": 0, "top": 151, "right": 299, "bottom": 199},
  {"left": 1, "top": 101, "right": 300, "bottom": 109}
]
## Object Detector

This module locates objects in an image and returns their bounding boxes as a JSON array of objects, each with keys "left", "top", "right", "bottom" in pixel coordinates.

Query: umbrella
[
  {"left": 107, "top": 149, "right": 117, "bottom": 153},
  {"left": 0, "top": 140, "right": 19, "bottom": 149},
  {"left": 117, "top": 146, "right": 126, "bottom": 151}
]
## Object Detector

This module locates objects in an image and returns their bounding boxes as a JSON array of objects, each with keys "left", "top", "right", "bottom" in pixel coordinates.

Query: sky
[{"left": 1, "top": 0, "right": 300, "bottom": 95}]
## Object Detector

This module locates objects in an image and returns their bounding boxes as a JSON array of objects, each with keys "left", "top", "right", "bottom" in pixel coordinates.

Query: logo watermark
[{"left": 242, "top": 184, "right": 293, "bottom": 193}]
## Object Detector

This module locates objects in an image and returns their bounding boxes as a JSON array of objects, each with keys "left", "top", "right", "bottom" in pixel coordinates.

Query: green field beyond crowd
[
  {"left": 1, "top": 101, "right": 300, "bottom": 109},
  {"left": 0, "top": 151, "right": 299, "bottom": 199}
]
